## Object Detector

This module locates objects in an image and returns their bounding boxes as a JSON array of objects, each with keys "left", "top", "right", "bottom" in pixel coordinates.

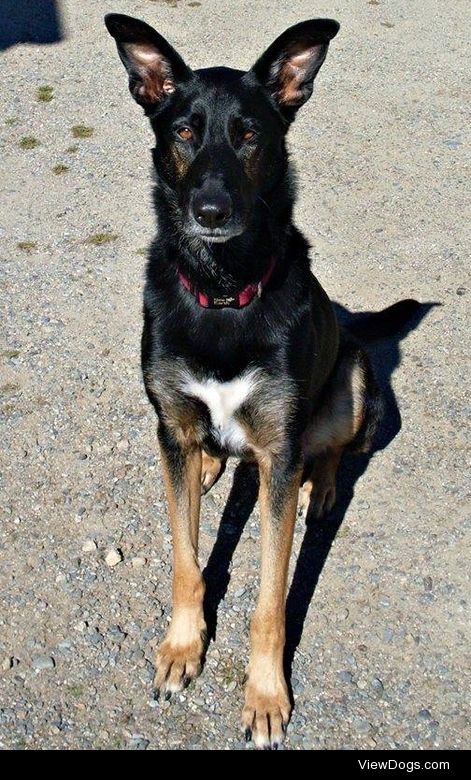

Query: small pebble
[
  {"left": 105, "top": 548, "right": 123, "bottom": 567},
  {"left": 354, "top": 718, "right": 373, "bottom": 734},
  {"left": 32, "top": 655, "right": 55, "bottom": 671},
  {"left": 88, "top": 630, "right": 104, "bottom": 646},
  {"left": 131, "top": 556, "right": 147, "bottom": 568},
  {"left": 82, "top": 539, "right": 97, "bottom": 553},
  {"left": 423, "top": 576, "right": 433, "bottom": 591},
  {"left": 371, "top": 678, "right": 384, "bottom": 695},
  {"left": 109, "top": 624, "right": 127, "bottom": 642},
  {"left": 418, "top": 708, "right": 432, "bottom": 721},
  {"left": 1, "top": 657, "right": 13, "bottom": 672},
  {"left": 128, "top": 735, "right": 149, "bottom": 750}
]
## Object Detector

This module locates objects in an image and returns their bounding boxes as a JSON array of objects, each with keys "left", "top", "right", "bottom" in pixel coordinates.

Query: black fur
[
  {"left": 104, "top": 11, "right": 422, "bottom": 482},
  {"left": 105, "top": 14, "right": 423, "bottom": 748}
]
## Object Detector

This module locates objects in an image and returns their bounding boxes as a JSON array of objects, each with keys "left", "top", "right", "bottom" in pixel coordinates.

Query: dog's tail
[{"left": 346, "top": 299, "right": 437, "bottom": 342}]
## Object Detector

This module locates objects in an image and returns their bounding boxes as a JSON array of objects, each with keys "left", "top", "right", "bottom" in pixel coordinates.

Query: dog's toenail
[{"left": 244, "top": 728, "right": 252, "bottom": 742}]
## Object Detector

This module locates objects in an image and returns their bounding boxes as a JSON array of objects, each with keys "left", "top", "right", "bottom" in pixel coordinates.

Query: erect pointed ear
[
  {"left": 249, "top": 19, "right": 339, "bottom": 118},
  {"left": 105, "top": 14, "right": 192, "bottom": 112}
]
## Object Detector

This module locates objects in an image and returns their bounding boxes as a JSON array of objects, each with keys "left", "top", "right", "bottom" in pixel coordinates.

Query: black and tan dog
[{"left": 105, "top": 14, "right": 418, "bottom": 749}]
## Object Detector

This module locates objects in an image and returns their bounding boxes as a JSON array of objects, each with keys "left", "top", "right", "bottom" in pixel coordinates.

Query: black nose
[{"left": 192, "top": 190, "right": 232, "bottom": 229}]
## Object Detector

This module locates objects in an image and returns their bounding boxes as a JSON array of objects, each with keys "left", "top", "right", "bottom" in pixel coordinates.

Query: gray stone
[
  {"left": 1, "top": 657, "right": 13, "bottom": 672},
  {"left": 353, "top": 718, "right": 373, "bottom": 734},
  {"left": 383, "top": 628, "right": 394, "bottom": 643},
  {"left": 418, "top": 709, "right": 432, "bottom": 721},
  {"left": 88, "top": 630, "right": 104, "bottom": 646},
  {"left": 32, "top": 656, "right": 55, "bottom": 671},
  {"left": 371, "top": 678, "right": 384, "bottom": 698},
  {"left": 109, "top": 624, "right": 127, "bottom": 642},
  {"left": 128, "top": 736, "right": 150, "bottom": 750}
]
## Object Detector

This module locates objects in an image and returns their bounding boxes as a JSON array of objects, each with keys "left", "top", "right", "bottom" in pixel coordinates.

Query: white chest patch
[{"left": 183, "top": 370, "right": 259, "bottom": 453}]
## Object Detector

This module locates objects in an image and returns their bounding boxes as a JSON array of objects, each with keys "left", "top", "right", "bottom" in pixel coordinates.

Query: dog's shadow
[
  {"left": 202, "top": 301, "right": 436, "bottom": 692},
  {"left": 0, "top": 1, "right": 63, "bottom": 50}
]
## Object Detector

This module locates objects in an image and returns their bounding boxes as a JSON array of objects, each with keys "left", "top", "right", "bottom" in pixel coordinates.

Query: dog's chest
[{"left": 183, "top": 371, "right": 258, "bottom": 454}]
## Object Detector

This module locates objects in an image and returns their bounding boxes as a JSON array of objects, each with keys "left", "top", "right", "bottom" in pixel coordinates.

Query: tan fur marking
[
  {"left": 243, "top": 146, "right": 263, "bottom": 183},
  {"left": 239, "top": 375, "right": 296, "bottom": 458},
  {"left": 170, "top": 145, "right": 190, "bottom": 179},
  {"left": 304, "top": 360, "right": 367, "bottom": 457},
  {"left": 242, "top": 457, "right": 301, "bottom": 748},
  {"left": 144, "top": 363, "right": 205, "bottom": 450},
  {"left": 154, "top": 445, "right": 206, "bottom": 694}
]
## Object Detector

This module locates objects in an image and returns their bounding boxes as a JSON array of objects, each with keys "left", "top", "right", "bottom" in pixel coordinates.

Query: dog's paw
[
  {"left": 309, "top": 482, "right": 336, "bottom": 520},
  {"left": 242, "top": 679, "right": 291, "bottom": 750},
  {"left": 298, "top": 479, "right": 336, "bottom": 521},
  {"left": 297, "top": 482, "right": 312, "bottom": 520},
  {"left": 154, "top": 636, "right": 205, "bottom": 698},
  {"left": 201, "top": 452, "right": 225, "bottom": 495}
]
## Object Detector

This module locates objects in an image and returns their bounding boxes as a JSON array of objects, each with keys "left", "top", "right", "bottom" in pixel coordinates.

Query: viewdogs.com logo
[{"left": 358, "top": 760, "right": 450, "bottom": 772}]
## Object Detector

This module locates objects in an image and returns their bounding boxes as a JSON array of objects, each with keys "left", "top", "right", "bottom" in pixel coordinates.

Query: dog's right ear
[{"left": 105, "top": 14, "right": 192, "bottom": 112}]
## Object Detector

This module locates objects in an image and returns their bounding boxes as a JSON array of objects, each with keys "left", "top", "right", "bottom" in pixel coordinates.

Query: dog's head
[{"left": 105, "top": 14, "right": 339, "bottom": 247}]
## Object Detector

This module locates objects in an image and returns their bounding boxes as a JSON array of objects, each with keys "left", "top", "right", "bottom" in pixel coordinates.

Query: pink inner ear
[
  {"left": 278, "top": 43, "right": 323, "bottom": 106},
  {"left": 125, "top": 42, "right": 174, "bottom": 102}
]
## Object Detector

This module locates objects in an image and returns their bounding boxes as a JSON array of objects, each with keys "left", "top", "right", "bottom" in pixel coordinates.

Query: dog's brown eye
[
  {"left": 177, "top": 127, "right": 193, "bottom": 141},
  {"left": 242, "top": 129, "right": 256, "bottom": 142}
]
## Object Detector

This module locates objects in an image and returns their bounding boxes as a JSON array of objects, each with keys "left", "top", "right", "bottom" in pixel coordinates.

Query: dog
[{"left": 105, "top": 13, "right": 419, "bottom": 749}]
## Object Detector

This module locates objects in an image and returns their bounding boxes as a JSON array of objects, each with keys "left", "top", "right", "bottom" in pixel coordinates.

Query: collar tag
[{"left": 213, "top": 295, "right": 236, "bottom": 307}]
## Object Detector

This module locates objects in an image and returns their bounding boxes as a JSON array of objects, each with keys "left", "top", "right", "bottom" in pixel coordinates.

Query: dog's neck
[
  {"left": 153, "top": 173, "right": 294, "bottom": 297},
  {"left": 177, "top": 229, "right": 287, "bottom": 295}
]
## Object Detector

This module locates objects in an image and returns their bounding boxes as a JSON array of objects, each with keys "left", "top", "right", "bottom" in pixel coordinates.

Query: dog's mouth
[
  {"left": 200, "top": 232, "right": 237, "bottom": 244},
  {"left": 186, "top": 226, "right": 244, "bottom": 244}
]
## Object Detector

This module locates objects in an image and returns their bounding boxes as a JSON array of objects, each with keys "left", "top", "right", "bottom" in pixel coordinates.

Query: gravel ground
[{"left": 0, "top": 0, "right": 469, "bottom": 751}]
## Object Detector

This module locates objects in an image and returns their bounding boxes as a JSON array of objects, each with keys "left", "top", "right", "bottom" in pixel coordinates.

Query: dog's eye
[
  {"left": 242, "top": 129, "right": 256, "bottom": 142},
  {"left": 177, "top": 127, "right": 194, "bottom": 141}
]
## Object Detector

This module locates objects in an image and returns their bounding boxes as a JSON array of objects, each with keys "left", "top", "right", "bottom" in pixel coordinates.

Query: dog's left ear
[{"left": 248, "top": 19, "right": 340, "bottom": 118}]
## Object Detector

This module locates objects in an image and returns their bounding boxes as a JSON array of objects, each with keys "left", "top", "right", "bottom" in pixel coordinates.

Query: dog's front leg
[
  {"left": 154, "top": 427, "right": 206, "bottom": 697},
  {"left": 243, "top": 455, "right": 302, "bottom": 749}
]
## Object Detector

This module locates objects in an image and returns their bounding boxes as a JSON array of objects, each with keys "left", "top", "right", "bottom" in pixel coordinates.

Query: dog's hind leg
[
  {"left": 242, "top": 455, "right": 301, "bottom": 749},
  {"left": 201, "top": 450, "right": 226, "bottom": 495},
  {"left": 154, "top": 428, "right": 206, "bottom": 697},
  {"left": 300, "top": 338, "right": 381, "bottom": 521},
  {"left": 299, "top": 447, "right": 343, "bottom": 520}
]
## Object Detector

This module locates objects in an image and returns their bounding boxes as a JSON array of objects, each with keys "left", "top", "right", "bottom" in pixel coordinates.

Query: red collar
[{"left": 178, "top": 256, "right": 276, "bottom": 309}]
